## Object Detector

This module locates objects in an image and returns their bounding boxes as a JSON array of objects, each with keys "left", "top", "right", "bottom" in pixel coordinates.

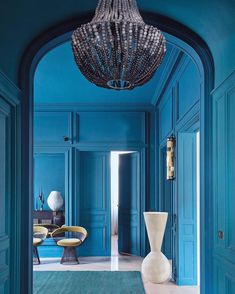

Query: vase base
[{"left": 141, "top": 251, "right": 171, "bottom": 284}]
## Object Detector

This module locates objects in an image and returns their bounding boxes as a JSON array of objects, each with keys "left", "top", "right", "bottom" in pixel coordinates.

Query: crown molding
[{"left": 0, "top": 71, "right": 21, "bottom": 106}]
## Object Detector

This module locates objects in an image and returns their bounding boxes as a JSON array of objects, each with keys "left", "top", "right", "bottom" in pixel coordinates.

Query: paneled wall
[
  {"left": 0, "top": 73, "right": 21, "bottom": 294},
  {"left": 158, "top": 55, "right": 201, "bottom": 146},
  {"left": 78, "top": 151, "right": 111, "bottom": 256},
  {"left": 34, "top": 107, "right": 148, "bottom": 256},
  {"left": 156, "top": 54, "right": 202, "bottom": 285},
  {"left": 0, "top": 97, "right": 11, "bottom": 293},
  {"left": 212, "top": 71, "right": 235, "bottom": 294},
  {"left": 34, "top": 110, "right": 146, "bottom": 147}
]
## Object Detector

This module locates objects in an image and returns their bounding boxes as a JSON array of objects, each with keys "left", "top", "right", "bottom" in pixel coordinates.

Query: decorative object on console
[
  {"left": 166, "top": 136, "right": 175, "bottom": 180},
  {"left": 141, "top": 212, "right": 171, "bottom": 284},
  {"left": 47, "top": 191, "right": 64, "bottom": 211},
  {"left": 53, "top": 211, "right": 65, "bottom": 227},
  {"left": 38, "top": 187, "right": 45, "bottom": 211},
  {"left": 72, "top": 0, "right": 166, "bottom": 90},
  {"left": 47, "top": 191, "right": 64, "bottom": 226}
]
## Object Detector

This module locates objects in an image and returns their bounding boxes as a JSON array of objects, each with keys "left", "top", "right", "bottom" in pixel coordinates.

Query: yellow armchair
[
  {"left": 33, "top": 225, "right": 48, "bottom": 265},
  {"left": 52, "top": 226, "right": 88, "bottom": 264}
]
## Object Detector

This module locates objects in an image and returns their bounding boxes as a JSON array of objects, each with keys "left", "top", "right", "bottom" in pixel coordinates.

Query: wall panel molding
[
  {"left": 0, "top": 73, "right": 22, "bottom": 294},
  {"left": 212, "top": 70, "right": 235, "bottom": 293},
  {"left": 34, "top": 103, "right": 153, "bottom": 112},
  {"left": 151, "top": 47, "right": 182, "bottom": 105}
]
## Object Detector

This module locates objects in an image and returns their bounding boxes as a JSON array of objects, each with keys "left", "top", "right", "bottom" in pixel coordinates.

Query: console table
[{"left": 33, "top": 210, "right": 65, "bottom": 227}]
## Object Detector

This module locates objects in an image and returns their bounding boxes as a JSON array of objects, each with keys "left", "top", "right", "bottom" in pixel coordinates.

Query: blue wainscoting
[{"left": 212, "top": 71, "right": 235, "bottom": 294}]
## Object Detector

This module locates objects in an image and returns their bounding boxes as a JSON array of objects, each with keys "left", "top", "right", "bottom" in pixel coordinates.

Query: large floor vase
[{"left": 141, "top": 212, "right": 171, "bottom": 283}]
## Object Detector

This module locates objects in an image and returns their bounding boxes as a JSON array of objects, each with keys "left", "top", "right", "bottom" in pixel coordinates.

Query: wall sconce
[{"left": 166, "top": 136, "right": 175, "bottom": 180}]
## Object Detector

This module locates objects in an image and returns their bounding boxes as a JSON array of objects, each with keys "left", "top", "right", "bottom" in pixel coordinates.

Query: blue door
[
  {"left": 118, "top": 152, "right": 141, "bottom": 256},
  {"left": 77, "top": 151, "right": 111, "bottom": 256},
  {"left": 177, "top": 132, "right": 198, "bottom": 285}
]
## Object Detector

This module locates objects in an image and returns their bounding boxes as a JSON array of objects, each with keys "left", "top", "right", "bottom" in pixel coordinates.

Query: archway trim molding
[{"left": 19, "top": 11, "right": 214, "bottom": 294}]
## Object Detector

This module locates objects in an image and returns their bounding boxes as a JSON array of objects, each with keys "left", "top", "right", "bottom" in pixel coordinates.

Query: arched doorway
[{"left": 19, "top": 12, "right": 214, "bottom": 294}]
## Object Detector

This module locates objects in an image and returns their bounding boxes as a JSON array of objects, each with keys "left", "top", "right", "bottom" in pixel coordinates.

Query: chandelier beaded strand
[{"left": 72, "top": 0, "right": 166, "bottom": 90}]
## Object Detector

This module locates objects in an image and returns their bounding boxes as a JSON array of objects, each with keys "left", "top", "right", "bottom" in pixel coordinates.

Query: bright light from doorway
[{"left": 110, "top": 151, "right": 136, "bottom": 236}]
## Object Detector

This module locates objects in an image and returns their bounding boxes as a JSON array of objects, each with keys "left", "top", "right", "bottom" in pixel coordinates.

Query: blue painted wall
[
  {"left": 156, "top": 53, "right": 202, "bottom": 285},
  {"left": 34, "top": 153, "right": 66, "bottom": 211},
  {"left": 212, "top": 71, "right": 235, "bottom": 294},
  {"left": 0, "top": 73, "right": 21, "bottom": 294},
  {"left": 34, "top": 108, "right": 148, "bottom": 257},
  {"left": 0, "top": 95, "right": 11, "bottom": 293},
  {"left": 0, "top": 2, "right": 235, "bottom": 293}
]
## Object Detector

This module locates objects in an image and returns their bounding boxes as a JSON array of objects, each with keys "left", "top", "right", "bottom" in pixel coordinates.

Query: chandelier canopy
[{"left": 72, "top": 0, "right": 166, "bottom": 90}]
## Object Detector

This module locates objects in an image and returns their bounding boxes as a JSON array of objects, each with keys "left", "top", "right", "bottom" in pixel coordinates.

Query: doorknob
[{"left": 218, "top": 230, "right": 224, "bottom": 239}]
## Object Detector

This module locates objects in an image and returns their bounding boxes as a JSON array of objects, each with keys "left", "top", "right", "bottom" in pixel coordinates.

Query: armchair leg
[
  {"left": 33, "top": 246, "right": 40, "bottom": 265},
  {"left": 61, "top": 246, "right": 79, "bottom": 265}
]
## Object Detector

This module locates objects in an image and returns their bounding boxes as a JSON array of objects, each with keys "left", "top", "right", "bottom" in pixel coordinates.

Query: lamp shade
[{"left": 47, "top": 191, "right": 64, "bottom": 211}]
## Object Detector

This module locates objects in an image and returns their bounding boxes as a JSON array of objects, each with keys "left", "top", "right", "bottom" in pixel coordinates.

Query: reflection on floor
[{"left": 34, "top": 235, "right": 200, "bottom": 294}]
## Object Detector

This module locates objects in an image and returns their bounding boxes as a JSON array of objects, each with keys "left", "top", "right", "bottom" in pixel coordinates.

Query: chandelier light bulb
[{"left": 72, "top": 0, "right": 166, "bottom": 90}]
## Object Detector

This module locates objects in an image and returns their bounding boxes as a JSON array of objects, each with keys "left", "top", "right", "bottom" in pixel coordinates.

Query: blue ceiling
[{"left": 34, "top": 37, "right": 176, "bottom": 105}]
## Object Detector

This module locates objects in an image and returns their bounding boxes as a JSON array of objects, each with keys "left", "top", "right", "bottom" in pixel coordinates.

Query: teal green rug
[{"left": 34, "top": 271, "right": 145, "bottom": 294}]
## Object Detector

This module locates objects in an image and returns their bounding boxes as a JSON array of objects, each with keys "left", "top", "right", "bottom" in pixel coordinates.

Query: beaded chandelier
[{"left": 72, "top": 0, "right": 166, "bottom": 90}]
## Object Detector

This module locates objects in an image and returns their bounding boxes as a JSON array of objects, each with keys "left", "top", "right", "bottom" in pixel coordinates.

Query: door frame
[
  {"left": 117, "top": 151, "right": 141, "bottom": 256},
  {"left": 19, "top": 12, "right": 214, "bottom": 294}
]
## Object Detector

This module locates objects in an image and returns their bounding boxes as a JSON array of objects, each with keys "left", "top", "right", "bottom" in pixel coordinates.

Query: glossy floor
[{"left": 33, "top": 236, "right": 200, "bottom": 294}]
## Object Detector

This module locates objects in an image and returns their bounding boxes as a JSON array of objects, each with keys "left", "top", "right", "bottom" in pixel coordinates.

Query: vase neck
[{"left": 144, "top": 213, "right": 168, "bottom": 252}]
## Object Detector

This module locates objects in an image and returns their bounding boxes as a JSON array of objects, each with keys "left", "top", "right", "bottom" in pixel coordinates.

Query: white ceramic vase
[
  {"left": 47, "top": 191, "right": 64, "bottom": 211},
  {"left": 141, "top": 212, "right": 171, "bottom": 284}
]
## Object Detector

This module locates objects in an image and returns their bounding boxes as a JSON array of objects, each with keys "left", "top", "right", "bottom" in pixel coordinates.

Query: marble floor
[{"left": 34, "top": 236, "right": 200, "bottom": 294}]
